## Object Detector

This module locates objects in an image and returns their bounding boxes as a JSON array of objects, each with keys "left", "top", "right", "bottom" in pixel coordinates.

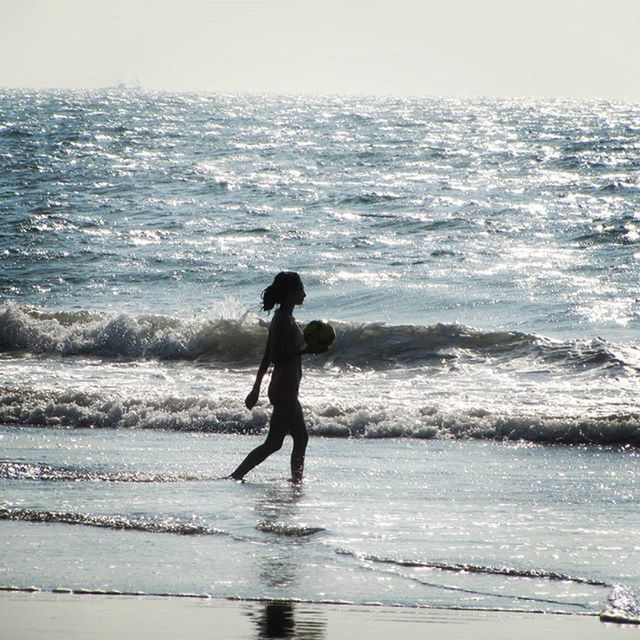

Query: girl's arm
[{"left": 245, "top": 333, "right": 272, "bottom": 410}]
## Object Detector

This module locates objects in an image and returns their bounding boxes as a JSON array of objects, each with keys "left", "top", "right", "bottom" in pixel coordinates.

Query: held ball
[{"left": 303, "top": 320, "right": 336, "bottom": 353}]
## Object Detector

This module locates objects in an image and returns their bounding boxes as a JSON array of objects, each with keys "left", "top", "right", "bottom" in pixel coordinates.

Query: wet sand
[{"left": 1, "top": 591, "right": 636, "bottom": 639}]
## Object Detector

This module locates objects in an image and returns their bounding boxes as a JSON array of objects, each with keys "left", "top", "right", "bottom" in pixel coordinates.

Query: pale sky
[{"left": 1, "top": 0, "right": 639, "bottom": 98}]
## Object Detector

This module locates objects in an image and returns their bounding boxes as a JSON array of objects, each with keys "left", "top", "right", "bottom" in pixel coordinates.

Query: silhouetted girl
[{"left": 231, "top": 272, "right": 318, "bottom": 482}]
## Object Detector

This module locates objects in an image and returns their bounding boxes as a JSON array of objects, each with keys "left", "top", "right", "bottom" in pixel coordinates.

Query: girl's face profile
[{"left": 290, "top": 282, "right": 306, "bottom": 306}]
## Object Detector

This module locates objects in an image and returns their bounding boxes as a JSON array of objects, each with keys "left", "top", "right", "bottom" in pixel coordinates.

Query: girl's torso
[{"left": 269, "top": 309, "right": 304, "bottom": 394}]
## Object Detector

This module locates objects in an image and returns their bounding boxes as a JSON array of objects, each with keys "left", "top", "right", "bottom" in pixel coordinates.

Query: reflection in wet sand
[
  {"left": 248, "top": 485, "right": 326, "bottom": 638},
  {"left": 250, "top": 601, "right": 326, "bottom": 639}
]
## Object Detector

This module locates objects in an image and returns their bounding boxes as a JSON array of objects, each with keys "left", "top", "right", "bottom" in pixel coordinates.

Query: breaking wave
[
  {"left": 0, "top": 302, "right": 265, "bottom": 365},
  {"left": 1, "top": 303, "right": 636, "bottom": 373}
]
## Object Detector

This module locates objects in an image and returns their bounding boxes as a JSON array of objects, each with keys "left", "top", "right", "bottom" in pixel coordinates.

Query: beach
[{"left": 3, "top": 591, "right": 636, "bottom": 640}]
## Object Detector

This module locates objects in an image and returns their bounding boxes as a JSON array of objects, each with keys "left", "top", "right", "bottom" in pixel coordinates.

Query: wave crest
[
  {"left": 1, "top": 303, "right": 635, "bottom": 374},
  {"left": 0, "top": 302, "right": 265, "bottom": 364}
]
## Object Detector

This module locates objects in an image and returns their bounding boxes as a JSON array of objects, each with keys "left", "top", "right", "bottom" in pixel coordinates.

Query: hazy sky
[{"left": 2, "top": 0, "right": 639, "bottom": 98}]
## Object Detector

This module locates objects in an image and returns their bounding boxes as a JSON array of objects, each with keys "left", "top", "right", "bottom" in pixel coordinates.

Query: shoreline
[{"left": 2, "top": 590, "right": 637, "bottom": 639}]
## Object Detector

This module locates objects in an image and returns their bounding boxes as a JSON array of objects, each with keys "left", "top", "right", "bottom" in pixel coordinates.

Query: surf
[{"left": 1, "top": 303, "right": 636, "bottom": 376}]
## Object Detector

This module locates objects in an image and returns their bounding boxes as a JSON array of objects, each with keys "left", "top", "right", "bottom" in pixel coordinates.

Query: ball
[{"left": 303, "top": 320, "right": 336, "bottom": 353}]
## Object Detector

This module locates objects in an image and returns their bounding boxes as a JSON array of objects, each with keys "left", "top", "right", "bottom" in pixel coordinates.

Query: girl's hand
[{"left": 245, "top": 388, "right": 260, "bottom": 410}]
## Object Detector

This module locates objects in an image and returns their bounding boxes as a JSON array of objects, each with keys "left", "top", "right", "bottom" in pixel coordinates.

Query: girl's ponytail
[{"left": 261, "top": 283, "right": 278, "bottom": 311}]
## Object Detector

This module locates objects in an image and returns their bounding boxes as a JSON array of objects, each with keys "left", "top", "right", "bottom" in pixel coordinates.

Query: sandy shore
[{"left": 1, "top": 591, "right": 636, "bottom": 639}]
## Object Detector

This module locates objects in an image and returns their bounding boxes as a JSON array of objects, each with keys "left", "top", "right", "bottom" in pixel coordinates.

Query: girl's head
[{"left": 262, "top": 271, "right": 305, "bottom": 311}]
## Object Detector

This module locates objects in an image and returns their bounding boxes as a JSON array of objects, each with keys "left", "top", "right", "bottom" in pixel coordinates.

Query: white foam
[
  {"left": 601, "top": 585, "right": 640, "bottom": 625},
  {"left": 0, "top": 302, "right": 264, "bottom": 363},
  {"left": 1, "top": 383, "right": 639, "bottom": 446}
]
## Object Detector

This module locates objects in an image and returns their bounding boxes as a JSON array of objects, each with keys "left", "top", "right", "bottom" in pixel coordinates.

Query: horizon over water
[{"left": 1, "top": 89, "right": 639, "bottom": 625}]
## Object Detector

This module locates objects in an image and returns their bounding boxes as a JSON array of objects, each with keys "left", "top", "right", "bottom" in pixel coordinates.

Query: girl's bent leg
[{"left": 231, "top": 430, "right": 285, "bottom": 480}]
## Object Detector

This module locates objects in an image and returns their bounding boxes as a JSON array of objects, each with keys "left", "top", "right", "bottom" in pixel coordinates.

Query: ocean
[{"left": 1, "top": 89, "right": 639, "bottom": 623}]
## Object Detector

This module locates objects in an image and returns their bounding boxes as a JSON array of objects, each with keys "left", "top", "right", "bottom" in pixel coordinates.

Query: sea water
[
  {"left": 1, "top": 90, "right": 639, "bottom": 622},
  {"left": 1, "top": 428, "right": 639, "bottom": 621}
]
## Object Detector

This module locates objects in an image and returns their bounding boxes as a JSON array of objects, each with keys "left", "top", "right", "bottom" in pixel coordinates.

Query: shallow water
[{"left": 2, "top": 426, "right": 639, "bottom": 619}]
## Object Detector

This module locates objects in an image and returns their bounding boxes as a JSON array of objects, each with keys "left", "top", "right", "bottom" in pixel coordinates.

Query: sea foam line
[
  {"left": 0, "top": 584, "right": 601, "bottom": 617},
  {"left": 2, "top": 382, "right": 640, "bottom": 446},
  {"left": 255, "top": 521, "right": 326, "bottom": 537},
  {"left": 0, "top": 506, "right": 227, "bottom": 536},
  {"left": 0, "top": 461, "right": 215, "bottom": 483},
  {"left": 336, "top": 549, "right": 612, "bottom": 587},
  {"left": 337, "top": 549, "right": 596, "bottom": 610}
]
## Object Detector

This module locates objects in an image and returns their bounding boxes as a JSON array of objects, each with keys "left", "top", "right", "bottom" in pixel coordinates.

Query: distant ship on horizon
[{"left": 103, "top": 77, "right": 142, "bottom": 91}]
